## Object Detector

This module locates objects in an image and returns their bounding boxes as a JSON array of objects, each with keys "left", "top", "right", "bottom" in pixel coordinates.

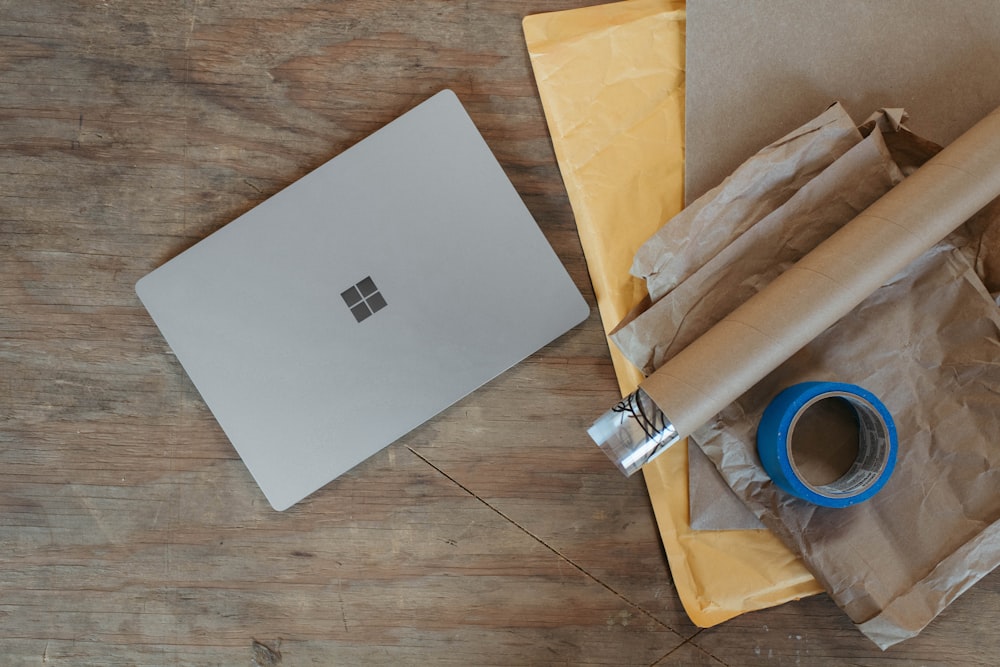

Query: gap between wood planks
[{"left": 405, "top": 446, "right": 729, "bottom": 667}]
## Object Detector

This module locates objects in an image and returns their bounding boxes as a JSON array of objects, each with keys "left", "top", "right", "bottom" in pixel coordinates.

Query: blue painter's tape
[{"left": 756, "top": 382, "right": 897, "bottom": 508}]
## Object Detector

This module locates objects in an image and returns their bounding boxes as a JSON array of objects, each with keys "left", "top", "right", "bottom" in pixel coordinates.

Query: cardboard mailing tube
[{"left": 590, "top": 105, "right": 1000, "bottom": 476}]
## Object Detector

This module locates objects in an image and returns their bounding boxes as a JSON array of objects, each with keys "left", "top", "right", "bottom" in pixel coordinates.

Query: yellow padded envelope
[{"left": 523, "top": 0, "right": 822, "bottom": 626}]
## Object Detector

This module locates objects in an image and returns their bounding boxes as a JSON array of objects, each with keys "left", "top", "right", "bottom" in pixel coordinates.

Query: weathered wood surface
[{"left": 1, "top": 1, "right": 997, "bottom": 665}]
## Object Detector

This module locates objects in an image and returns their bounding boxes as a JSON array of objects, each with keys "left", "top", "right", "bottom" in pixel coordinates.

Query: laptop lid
[{"left": 136, "top": 90, "right": 589, "bottom": 510}]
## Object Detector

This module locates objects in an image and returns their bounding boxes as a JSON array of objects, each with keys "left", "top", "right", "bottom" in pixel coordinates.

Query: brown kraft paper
[
  {"left": 692, "top": 228, "right": 1000, "bottom": 648},
  {"left": 614, "top": 120, "right": 903, "bottom": 376},
  {"left": 620, "top": 104, "right": 1000, "bottom": 647},
  {"left": 613, "top": 111, "right": 907, "bottom": 532},
  {"left": 637, "top": 105, "right": 1000, "bottom": 438}
]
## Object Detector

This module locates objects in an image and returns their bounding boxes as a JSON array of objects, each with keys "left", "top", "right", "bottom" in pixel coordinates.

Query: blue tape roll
[{"left": 756, "top": 382, "right": 897, "bottom": 508}]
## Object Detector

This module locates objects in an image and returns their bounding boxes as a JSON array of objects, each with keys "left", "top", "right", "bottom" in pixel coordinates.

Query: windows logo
[{"left": 340, "top": 276, "right": 387, "bottom": 323}]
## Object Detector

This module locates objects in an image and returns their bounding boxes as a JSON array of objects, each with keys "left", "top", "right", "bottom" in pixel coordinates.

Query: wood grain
[{"left": 2, "top": 1, "right": 997, "bottom": 664}]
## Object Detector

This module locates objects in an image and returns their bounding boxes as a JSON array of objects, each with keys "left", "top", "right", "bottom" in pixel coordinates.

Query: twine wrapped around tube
[{"left": 591, "top": 105, "right": 1000, "bottom": 475}]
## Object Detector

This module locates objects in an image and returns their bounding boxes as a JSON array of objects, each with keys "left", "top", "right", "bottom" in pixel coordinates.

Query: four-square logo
[{"left": 340, "top": 276, "right": 387, "bottom": 323}]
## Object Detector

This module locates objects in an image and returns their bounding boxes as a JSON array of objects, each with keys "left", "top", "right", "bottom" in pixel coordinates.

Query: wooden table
[{"left": 2, "top": 1, "right": 997, "bottom": 664}]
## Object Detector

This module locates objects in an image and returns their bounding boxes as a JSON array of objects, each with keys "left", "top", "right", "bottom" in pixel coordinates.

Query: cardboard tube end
[{"left": 588, "top": 389, "right": 681, "bottom": 476}]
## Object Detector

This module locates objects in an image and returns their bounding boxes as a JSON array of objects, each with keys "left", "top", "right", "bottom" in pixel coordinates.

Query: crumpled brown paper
[
  {"left": 696, "top": 229, "right": 1000, "bottom": 648},
  {"left": 614, "top": 105, "right": 909, "bottom": 531},
  {"left": 614, "top": 109, "right": 903, "bottom": 375},
  {"left": 615, "top": 104, "right": 1000, "bottom": 648},
  {"left": 632, "top": 103, "right": 862, "bottom": 303},
  {"left": 523, "top": 0, "right": 822, "bottom": 628}
]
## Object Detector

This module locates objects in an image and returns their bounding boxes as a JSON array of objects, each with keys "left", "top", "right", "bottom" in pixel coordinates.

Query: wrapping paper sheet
[
  {"left": 695, "top": 235, "right": 1000, "bottom": 648},
  {"left": 684, "top": 0, "right": 1000, "bottom": 203},
  {"left": 632, "top": 103, "right": 862, "bottom": 303},
  {"left": 614, "top": 110, "right": 907, "bottom": 532},
  {"left": 616, "top": 103, "right": 1000, "bottom": 647},
  {"left": 679, "top": 0, "right": 1000, "bottom": 536},
  {"left": 523, "top": 0, "right": 822, "bottom": 628},
  {"left": 614, "top": 105, "right": 902, "bottom": 374},
  {"left": 627, "top": 102, "right": 1000, "bottom": 534},
  {"left": 629, "top": 102, "right": 1000, "bottom": 452},
  {"left": 684, "top": 109, "right": 947, "bottom": 532},
  {"left": 694, "top": 229, "right": 1000, "bottom": 648}
]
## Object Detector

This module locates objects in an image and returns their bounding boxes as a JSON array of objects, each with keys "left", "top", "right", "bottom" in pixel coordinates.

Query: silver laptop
[{"left": 136, "top": 89, "right": 589, "bottom": 510}]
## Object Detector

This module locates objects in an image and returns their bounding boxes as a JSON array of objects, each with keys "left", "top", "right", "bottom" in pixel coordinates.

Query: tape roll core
[{"left": 757, "top": 382, "right": 897, "bottom": 508}]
